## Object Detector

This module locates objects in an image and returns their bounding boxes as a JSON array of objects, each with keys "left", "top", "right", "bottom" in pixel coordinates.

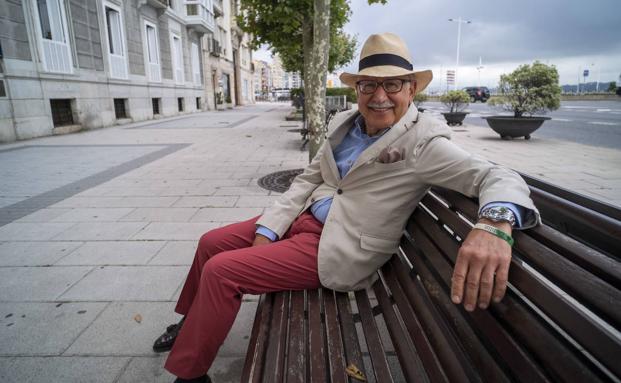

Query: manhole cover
[{"left": 257, "top": 169, "right": 304, "bottom": 193}]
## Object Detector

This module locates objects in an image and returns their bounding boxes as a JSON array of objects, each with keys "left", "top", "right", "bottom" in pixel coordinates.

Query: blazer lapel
[{"left": 347, "top": 104, "right": 419, "bottom": 173}]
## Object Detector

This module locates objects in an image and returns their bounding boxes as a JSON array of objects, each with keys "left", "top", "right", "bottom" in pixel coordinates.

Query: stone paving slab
[
  {"left": 132, "top": 222, "right": 222, "bottom": 241},
  {"left": 0, "top": 356, "right": 129, "bottom": 383},
  {"left": 118, "top": 207, "right": 199, "bottom": 222},
  {"left": 0, "top": 266, "right": 93, "bottom": 301},
  {"left": 172, "top": 196, "right": 239, "bottom": 208},
  {"left": 56, "top": 241, "right": 166, "bottom": 266},
  {"left": 59, "top": 266, "right": 187, "bottom": 301},
  {"left": 148, "top": 241, "right": 198, "bottom": 265},
  {"left": 0, "top": 302, "right": 108, "bottom": 355},
  {"left": 189, "top": 207, "right": 264, "bottom": 222},
  {"left": 64, "top": 302, "right": 180, "bottom": 356},
  {"left": 0, "top": 222, "right": 75, "bottom": 241},
  {"left": 0, "top": 241, "right": 83, "bottom": 266},
  {"left": 52, "top": 222, "right": 149, "bottom": 241}
]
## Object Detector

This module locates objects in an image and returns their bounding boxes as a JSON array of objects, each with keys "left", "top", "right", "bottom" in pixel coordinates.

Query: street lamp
[{"left": 448, "top": 17, "right": 471, "bottom": 90}]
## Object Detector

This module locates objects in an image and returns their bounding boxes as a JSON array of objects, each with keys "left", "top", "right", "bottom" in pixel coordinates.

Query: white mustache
[{"left": 368, "top": 102, "right": 395, "bottom": 109}]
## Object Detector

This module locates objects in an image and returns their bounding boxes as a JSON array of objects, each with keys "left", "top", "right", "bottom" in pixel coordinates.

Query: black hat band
[{"left": 358, "top": 53, "right": 413, "bottom": 71}]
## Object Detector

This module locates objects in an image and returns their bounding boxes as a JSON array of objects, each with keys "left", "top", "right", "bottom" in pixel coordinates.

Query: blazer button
[{"left": 337, "top": 189, "right": 343, "bottom": 195}]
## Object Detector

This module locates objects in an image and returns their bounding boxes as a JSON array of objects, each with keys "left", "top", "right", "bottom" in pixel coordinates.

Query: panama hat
[{"left": 340, "top": 33, "right": 432, "bottom": 94}]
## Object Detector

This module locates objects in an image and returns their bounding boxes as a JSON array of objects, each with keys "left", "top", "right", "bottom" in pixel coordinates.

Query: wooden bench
[{"left": 242, "top": 177, "right": 621, "bottom": 382}]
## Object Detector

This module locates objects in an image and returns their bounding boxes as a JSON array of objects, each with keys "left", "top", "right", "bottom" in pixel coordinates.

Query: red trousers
[{"left": 164, "top": 212, "right": 323, "bottom": 378}]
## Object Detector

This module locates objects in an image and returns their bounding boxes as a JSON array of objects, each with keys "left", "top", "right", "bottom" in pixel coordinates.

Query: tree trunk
[{"left": 305, "top": 0, "right": 331, "bottom": 161}]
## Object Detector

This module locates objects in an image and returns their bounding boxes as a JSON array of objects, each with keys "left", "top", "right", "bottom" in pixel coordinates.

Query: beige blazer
[{"left": 257, "top": 104, "right": 540, "bottom": 291}]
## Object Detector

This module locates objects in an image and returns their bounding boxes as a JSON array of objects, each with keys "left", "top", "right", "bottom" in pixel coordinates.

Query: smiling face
[{"left": 356, "top": 76, "right": 417, "bottom": 136}]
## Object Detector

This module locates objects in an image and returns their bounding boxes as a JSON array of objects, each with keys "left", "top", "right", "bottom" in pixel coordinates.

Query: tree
[
  {"left": 489, "top": 61, "right": 561, "bottom": 117},
  {"left": 238, "top": 0, "right": 385, "bottom": 160},
  {"left": 440, "top": 90, "right": 470, "bottom": 113},
  {"left": 607, "top": 81, "right": 617, "bottom": 93}
]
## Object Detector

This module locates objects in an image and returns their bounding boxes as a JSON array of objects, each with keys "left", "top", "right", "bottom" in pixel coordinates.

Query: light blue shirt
[{"left": 256, "top": 116, "right": 527, "bottom": 241}]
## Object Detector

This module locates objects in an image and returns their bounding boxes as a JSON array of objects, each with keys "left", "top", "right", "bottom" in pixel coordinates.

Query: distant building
[{"left": 0, "top": 0, "right": 215, "bottom": 142}]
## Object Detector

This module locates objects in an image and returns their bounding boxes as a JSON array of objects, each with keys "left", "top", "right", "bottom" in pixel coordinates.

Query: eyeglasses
[{"left": 356, "top": 79, "right": 410, "bottom": 94}]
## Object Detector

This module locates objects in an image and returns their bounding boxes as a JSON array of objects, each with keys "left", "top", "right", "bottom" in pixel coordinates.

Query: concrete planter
[
  {"left": 483, "top": 116, "right": 551, "bottom": 140},
  {"left": 442, "top": 112, "right": 469, "bottom": 126}
]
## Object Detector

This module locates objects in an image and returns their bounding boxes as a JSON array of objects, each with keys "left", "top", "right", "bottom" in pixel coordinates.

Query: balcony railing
[
  {"left": 146, "top": 0, "right": 167, "bottom": 9},
  {"left": 184, "top": 0, "right": 215, "bottom": 34}
]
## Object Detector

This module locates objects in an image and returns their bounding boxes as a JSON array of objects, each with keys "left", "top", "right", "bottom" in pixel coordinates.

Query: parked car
[{"left": 463, "top": 86, "right": 490, "bottom": 102}]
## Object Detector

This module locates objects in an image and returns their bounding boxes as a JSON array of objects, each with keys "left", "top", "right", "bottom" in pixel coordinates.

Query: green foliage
[
  {"left": 413, "top": 92, "right": 428, "bottom": 107},
  {"left": 238, "top": 0, "right": 358, "bottom": 73},
  {"left": 607, "top": 81, "right": 617, "bottom": 93},
  {"left": 326, "top": 87, "right": 357, "bottom": 103},
  {"left": 490, "top": 61, "right": 561, "bottom": 117},
  {"left": 440, "top": 90, "right": 470, "bottom": 113}
]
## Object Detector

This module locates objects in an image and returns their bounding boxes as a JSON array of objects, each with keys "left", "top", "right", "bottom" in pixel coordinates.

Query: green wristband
[{"left": 473, "top": 223, "right": 514, "bottom": 247}]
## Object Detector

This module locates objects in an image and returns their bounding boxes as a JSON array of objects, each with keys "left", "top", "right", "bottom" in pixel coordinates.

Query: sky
[{"left": 255, "top": 0, "right": 621, "bottom": 92}]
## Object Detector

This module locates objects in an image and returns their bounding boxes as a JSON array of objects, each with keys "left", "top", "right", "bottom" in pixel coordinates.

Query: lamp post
[
  {"left": 476, "top": 56, "right": 484, "bottom": 87},
  {"left": 448, "top": 17, "right": 471, "bottom": 90}
]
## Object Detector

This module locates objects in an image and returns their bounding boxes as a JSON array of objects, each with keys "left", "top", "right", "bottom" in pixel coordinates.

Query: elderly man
[{"left": 156, "top": 33, "right": 539, "bottom": 383}]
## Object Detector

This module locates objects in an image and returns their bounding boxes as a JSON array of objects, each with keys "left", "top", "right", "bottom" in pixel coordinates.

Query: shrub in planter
[
  {"left": 413, "top": 92, "right": 428, "bottom": 112},
  {"left": 485, "top": 61, "right": 561, "bottom": 139},
  {"left": 440, "top": 90, "right": 470, "bottom": 126}
]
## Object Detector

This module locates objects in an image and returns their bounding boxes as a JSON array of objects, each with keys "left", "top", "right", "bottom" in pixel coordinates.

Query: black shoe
[
  {"left": 153, "top": 317, "right": 184, "bottom": 353},
  {"left": 173, "top": 374, "right": 211, "bottom": 383}
]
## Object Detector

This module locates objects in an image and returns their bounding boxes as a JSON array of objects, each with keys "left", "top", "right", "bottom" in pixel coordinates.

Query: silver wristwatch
[{"left": 479, "top": 206, "right": 516, "bottom": 226}]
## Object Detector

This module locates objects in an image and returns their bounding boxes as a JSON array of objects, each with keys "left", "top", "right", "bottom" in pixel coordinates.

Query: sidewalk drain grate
[{"left": 258, "top": 169, "right": 304, "bottom": 193}]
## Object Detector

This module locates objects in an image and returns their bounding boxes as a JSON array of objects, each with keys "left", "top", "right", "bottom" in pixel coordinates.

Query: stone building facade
[
  {"left": 0, "top": 0, "right": 216, "bottom": 142},
  {"left": 202, "top": 0, "right": 254, "bottom": 110}
]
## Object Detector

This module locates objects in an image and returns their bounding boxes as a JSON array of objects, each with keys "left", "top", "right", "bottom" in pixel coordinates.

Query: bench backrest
[{"left": 381, "top": 185, "right": 621, "bottom": 382}]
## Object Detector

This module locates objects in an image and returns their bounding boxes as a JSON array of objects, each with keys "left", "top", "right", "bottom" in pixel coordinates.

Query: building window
[
  {"left": 177, "top": 97, "right": 184, "bottom": 112},
  {"left": 114, "top": 98, "right": 128, "bottom": 119},
  {"left": 144, "top": 22, "right": 161, "bottom": 82},
  {"left": 34, "top": 0, "right": 73, "bottom": 73},
  {"left": 152, "top": 98, "right": 161, "bottom": 115},
  {"left": 191, "top": 42, "right": 201, "bottom": 84},
  {"left": 50, "top": 99, "right": 74, "bottom": 126},
  {"left": 103, "top": 2, "right": 128, "bottom": 79},
  {"left": 171, "top": 33, "right": 184, "bottom": 84},
  {"left": 196, "top": 97, "right": 201, "bottom": 110}
]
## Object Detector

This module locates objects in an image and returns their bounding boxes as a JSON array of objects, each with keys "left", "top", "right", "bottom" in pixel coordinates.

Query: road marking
[
  {"left": 552, "top": 118, "right": 573, "bottom": 122},
  {"left": 588, "top": 121, "right": 620, "bottom": 126},
  {"left": 596, "top": 109, "right": 612, "bottom": 112}
]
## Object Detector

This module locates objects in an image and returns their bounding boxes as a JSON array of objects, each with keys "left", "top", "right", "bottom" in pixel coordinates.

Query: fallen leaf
[
  {"left": 134, "top": 314, "right": 142, "bottom": 323},
  {"left": 345, "top": 363, "right": 366, "bottom": 382}
]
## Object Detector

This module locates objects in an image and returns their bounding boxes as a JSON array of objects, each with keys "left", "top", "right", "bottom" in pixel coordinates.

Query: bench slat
[
  {"left": 335, "top": 292, "right": 365, "bottom": 381},
  {"left": 382, "top": 258, "right": 465, "bottom": 383},
  {"left": 242, "top": 294, "right": 273, "bottom": 383},
  {"left": 408, "top": 204, "right": 611, "bottom": 380},
  {"left": 372, "top": 276, "right": 432, "bottom": 383},
  {"left": 286, "top": 290, "right": 307, "bottom": 383},
  {"left": 354, "top": 289, "right": 394, "bottom": 382},
  {"left": 308, "top": 289, "right": 327, "bottom": 383},
  {"left": 322, "top": 289, "right": 348, "bottom": 383},
  {"left": 388, "top": 251, "right": 476, "bottom": 382},
  {"left": 431, "top": 187, "right": 621, "bottom": 289},
  {"left": 409, "top": 218, "right": 554, "bottom": 382},
  {"left": 264, "top": 291, "right": 289, "bottom": 383}
]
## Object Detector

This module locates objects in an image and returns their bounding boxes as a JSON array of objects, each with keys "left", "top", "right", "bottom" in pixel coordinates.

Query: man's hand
[
  {"left": 451, "top": 219, "right": 512, "bottom": 311},
  {"left": 252, "top": 234, "right": 273, "bottom": 247}
]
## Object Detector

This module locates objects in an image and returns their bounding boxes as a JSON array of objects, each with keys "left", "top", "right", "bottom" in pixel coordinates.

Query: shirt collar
[{"left": 353, "top": 115, "right": 391, "bottom": 139}]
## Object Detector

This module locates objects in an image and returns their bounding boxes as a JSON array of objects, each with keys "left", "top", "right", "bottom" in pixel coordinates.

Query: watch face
[{"left": 482, "top": 207, "right": 515, "bottom": 225}]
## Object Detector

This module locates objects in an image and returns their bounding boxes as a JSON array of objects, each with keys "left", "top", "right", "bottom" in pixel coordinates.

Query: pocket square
[{"left": 378, "top": 146, "right": 405, "bottom": 163}]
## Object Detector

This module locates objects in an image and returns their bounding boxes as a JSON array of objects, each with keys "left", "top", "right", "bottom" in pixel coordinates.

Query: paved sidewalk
[{"left": 0, "top": 102, "right": 619, "bottom": 383}]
